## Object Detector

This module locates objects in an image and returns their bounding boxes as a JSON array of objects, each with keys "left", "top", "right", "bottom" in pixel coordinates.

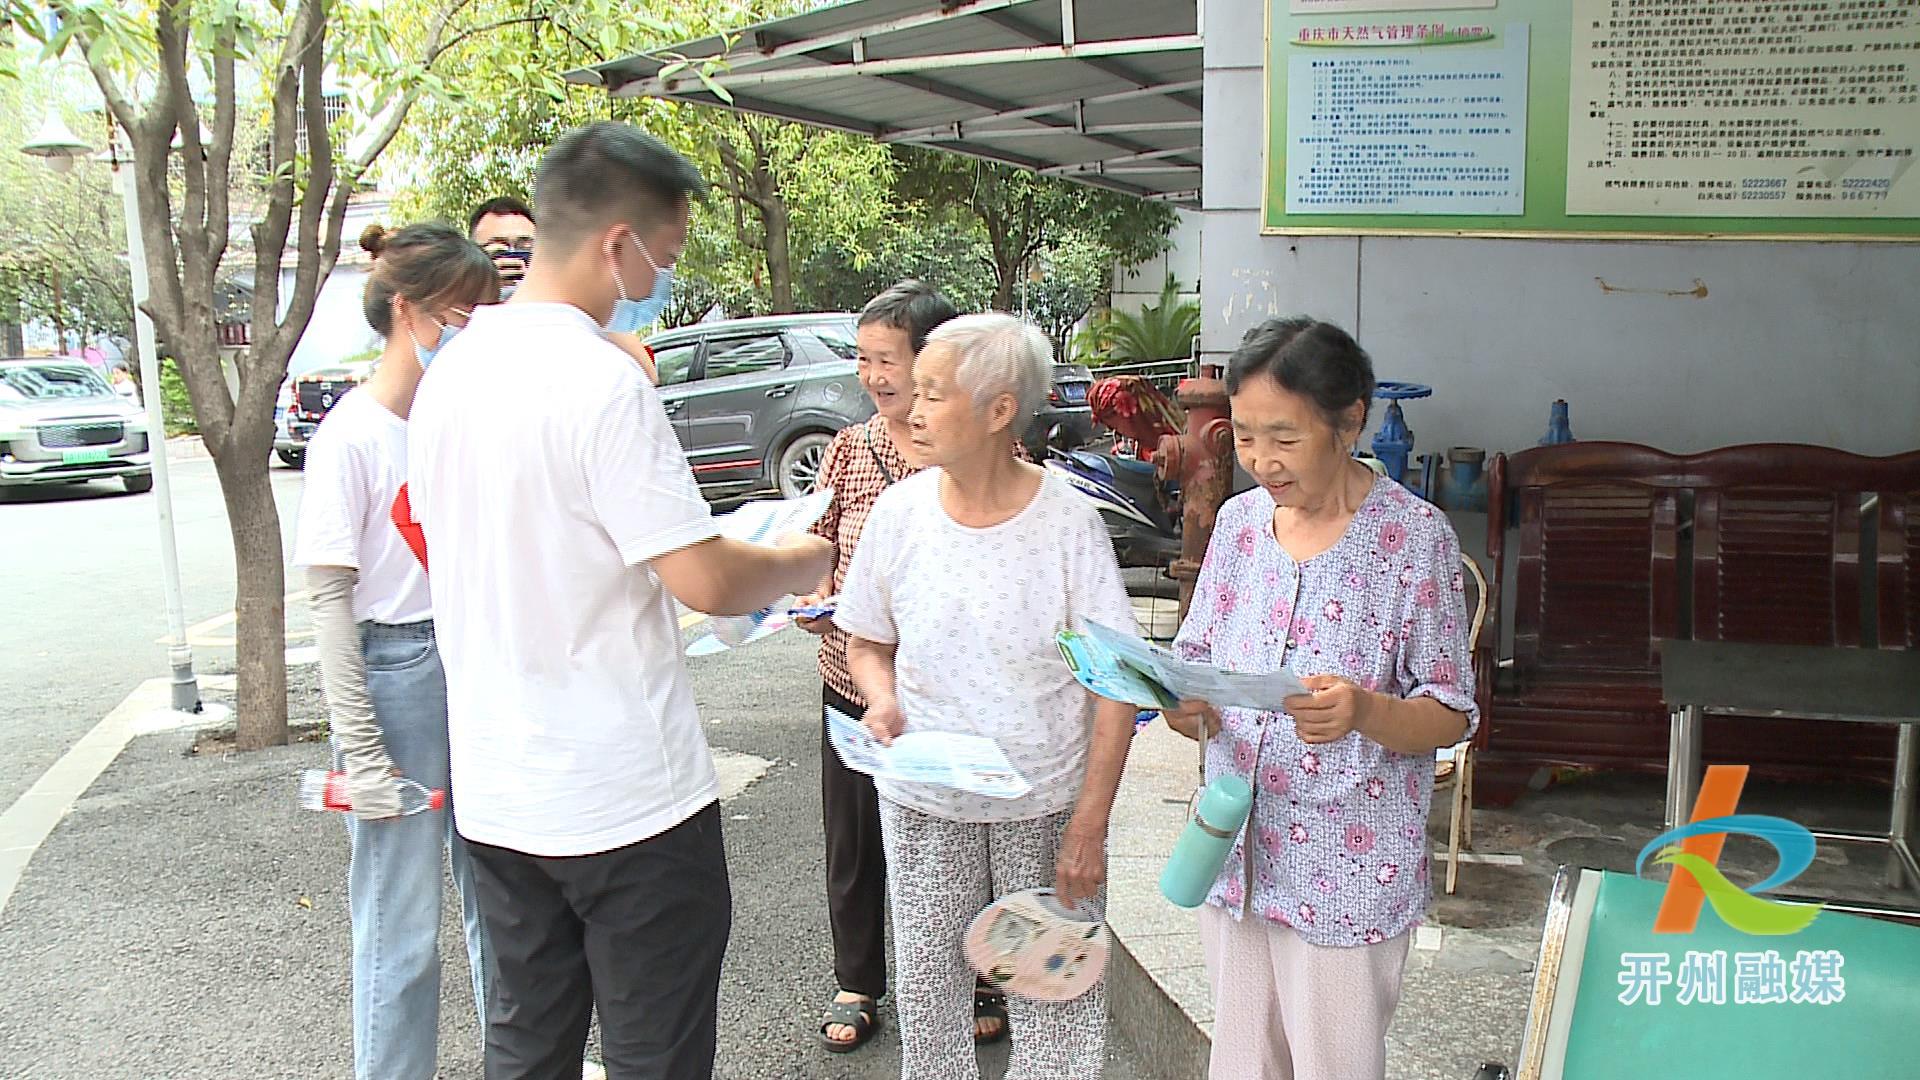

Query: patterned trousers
[{"left": 877, "top": 798, "right": 1107, "bottom": 1080}]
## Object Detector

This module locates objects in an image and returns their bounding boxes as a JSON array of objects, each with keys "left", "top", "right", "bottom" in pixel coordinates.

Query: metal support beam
[
  {"left": 636, "top": 36, "right": 1203, "bottom": 96},
  {"left": 886, "top": 136, "right": 1161, "bottom": 200},
  {"left": 880, "top": 79, "right": 1202, "bottom": 143},
  {"left": 980, "top": 7, "right": 1178, "bottom": 90},
  {"left": 1042, "top": 145, "right": 1201, "bottom": 171},
  {"left": 1044, "top": 159, "right": 1190, "bottom": 176},
  {"left": 936, "top": 120, "right": 1201, "bottom": 140},
  {"left": 568, "top": 0, "right": 1046, "bottom": 85},
  {"left": 622, "top": 83, "right": 885, "bottom": 140},
  {"left": 877, "top": 71, "right": 1162, "bottom": 161}
]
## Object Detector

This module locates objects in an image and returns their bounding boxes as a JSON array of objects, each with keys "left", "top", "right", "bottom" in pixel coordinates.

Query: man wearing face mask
[
  {"left": 410, "top": 124, "right": 834, "bottom": 1080},
  {"left": 468, "top": 196, "right": 538, "bottom": 297},
  {"left": 468, "top": 194, "right": 662, "bottom": 385}
]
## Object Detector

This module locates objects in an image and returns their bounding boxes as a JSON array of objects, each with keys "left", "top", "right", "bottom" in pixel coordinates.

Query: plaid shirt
[{"left": 810, "top": 415, "right": 1030, "bottom": 704}]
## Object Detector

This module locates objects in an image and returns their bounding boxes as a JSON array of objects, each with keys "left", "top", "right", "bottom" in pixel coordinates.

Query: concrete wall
[
  {"left": 283, "top": 267, "right": 380, "bottom": 379},
  {"left": 1113, "top": 208, "right": 1204, "bottom": 315},
  {"left": 1202, "top": 0, "right": 1920, "bottom": 460}
]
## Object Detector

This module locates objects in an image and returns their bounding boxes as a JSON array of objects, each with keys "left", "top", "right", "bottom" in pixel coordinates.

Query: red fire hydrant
[{"left": 1154, "top": 370, "right": 1235, "bottom": 620}]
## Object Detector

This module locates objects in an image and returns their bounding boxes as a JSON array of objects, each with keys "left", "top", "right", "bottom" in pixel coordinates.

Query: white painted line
[
  {"left": 1433, "top": 850, "right": 1526, "bottom": 866},
  {"left": 156, "top": 587, "right": 309, "bottom": 645},
  {"left": 285, "top": 645, "right": 320, "bottom": 666},
  {"left": 0, "top": 678, "right": 215, "bottom": 919},
  {"left": 1414, "top": 925, "right": 1445, "bottom": 951},
  {"left": 192, "top": 626, "right": 315, "bottom": 649}
]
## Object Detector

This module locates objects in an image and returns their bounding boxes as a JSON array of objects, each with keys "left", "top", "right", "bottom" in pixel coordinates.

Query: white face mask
[{"left": 605, "top": 233, "right": 673, "bottom": 335}]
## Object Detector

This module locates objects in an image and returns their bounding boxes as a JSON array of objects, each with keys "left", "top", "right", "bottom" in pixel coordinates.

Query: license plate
[
  {"left": 1063, "top": 384, "right": 1088, "bottom": 403},
  {"left": 62, "top": 448, "right": 111, "bottom": 465}
]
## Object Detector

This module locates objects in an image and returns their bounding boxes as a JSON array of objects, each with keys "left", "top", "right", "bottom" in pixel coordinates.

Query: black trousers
[
  {"left": 468, "top": 803, "right": 732, "bottom": 1080},
  {"left": 821, "top": 683, "right": 889, "bottom": 999}
]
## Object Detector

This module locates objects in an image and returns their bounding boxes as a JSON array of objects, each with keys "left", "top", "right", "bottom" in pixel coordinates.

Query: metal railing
[{"left": 1083, "top": 357, "right": 1196, "bottom": 394}]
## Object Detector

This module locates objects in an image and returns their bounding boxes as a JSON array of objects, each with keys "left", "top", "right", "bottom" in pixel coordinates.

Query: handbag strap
[
  {"left": 865, "top": 422, "right": 896, "bottom": 486},
  {"left": 1197, "top": 699, "right": 1209, "bottom": 782}
]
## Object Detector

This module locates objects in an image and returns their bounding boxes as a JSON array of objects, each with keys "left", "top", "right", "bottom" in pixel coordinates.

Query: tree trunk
[
  {"left": 764, "top": 197, "right": 794, "bottom": 315},
  {"left": 51, "top": 270, "right": 67, "bottom": 354},
  {"left": 992, "top": 261, "right": 1018, "bottom": 312},
  {"left": 1, "top": 292, "right": 23, "bottom": 356},
  {"left": 217, "top": 409, "right": 288, "bottom": 750}
]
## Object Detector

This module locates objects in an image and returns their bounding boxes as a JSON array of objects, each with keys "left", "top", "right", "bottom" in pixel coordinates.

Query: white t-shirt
[
  {"left": 291, "top": 388, "right": 431, "bottom": 624},
  {"left": 406, "top": 302, "right": 722, "bottom": 857},
  {"left": 834, "top": 468, "right": 1137, "bottom": 822}
]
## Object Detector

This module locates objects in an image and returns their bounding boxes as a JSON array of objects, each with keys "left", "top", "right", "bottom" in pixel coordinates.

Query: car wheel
[
  {"left": 277, "top": 449, "right": 305, "bottom": 469},
  {"left": 775, "top": 432, "right": 833, "bottom": 499},
  {"left": 123, "top": 472, "right": 154, "bottom": 494}
]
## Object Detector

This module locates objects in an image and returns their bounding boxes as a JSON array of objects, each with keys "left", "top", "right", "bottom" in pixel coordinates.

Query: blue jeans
[{"left": 337, "top": 620, "right": 492, "bottom": 1080}]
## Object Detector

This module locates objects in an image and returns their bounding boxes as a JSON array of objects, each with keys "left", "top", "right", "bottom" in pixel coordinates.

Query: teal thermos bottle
[{"left": 1159, "top": 774, "right": 1254, "bottom": 908}]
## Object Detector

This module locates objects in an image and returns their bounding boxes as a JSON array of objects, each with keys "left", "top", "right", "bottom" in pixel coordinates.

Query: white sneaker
[{"left": 582, "top": 1063, "right": 607, "bottom": 1080}]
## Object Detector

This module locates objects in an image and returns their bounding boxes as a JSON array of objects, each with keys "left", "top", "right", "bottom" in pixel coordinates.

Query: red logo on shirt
[{"left": 391, "top": 483, "right": 428, "bottom": 571}]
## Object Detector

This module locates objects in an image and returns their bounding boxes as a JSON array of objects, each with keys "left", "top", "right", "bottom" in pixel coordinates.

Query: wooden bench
[{"left": 1470, "top": 442, "right": 1920, "bottom": 793}]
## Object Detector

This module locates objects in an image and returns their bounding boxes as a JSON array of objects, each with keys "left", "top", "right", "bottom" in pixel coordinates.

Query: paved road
[
  {"left": 0, "top": 455, "right": 308, "bottom": 811},
  {"left": 0, "top": 460, "right": 1156, "bottom": 1078}
]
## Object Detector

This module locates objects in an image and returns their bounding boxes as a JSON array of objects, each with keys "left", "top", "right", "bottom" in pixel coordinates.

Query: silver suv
[{"left": 0, "top": 359, "right": 154, "bottom": 494}]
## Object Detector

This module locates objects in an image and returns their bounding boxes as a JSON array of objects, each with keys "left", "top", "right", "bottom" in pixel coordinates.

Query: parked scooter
[
  {"left": 1047, "top": 423, "right": 1397, "bottom": 568},
  {"left": 1043, "top": 425, "right": 1184, "bottom": 572}
]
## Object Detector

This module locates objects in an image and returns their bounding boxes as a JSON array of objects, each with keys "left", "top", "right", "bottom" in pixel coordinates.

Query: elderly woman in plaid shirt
[{"left": 797, "top": 281, "right": 1029, "bottom": 1053}]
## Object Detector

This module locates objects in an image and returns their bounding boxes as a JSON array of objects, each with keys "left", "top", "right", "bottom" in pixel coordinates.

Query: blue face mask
[
  {"left": 411, "top": 316, "right": 465, "bottom": 371},
  {"left": 606, "top": 235, "right": 673, "bottom": 335}
]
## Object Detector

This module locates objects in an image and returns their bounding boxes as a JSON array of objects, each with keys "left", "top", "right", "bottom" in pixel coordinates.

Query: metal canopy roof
[{"left": 567, "top": 0, "right": 1203, "bottom": 207}]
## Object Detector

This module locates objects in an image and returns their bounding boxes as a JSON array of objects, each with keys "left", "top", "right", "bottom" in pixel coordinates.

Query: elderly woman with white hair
[{"left": 835, "top": 312, "right": 1140, "bottom": 1079}]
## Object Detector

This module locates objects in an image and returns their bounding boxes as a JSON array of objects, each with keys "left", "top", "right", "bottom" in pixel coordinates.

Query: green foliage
[
  {"left": 1075, "top": 276, "right": 1201, "bottom": 365},
  {"left": 0, "top": 67, "right": 131, "bottom": 347},
  {"left": 158, "top": 356, "right": 196, "bottom": 436},
  {"left": 795, "top": 220, "right": 994, "bottom": 316},
  {"left": 383, "top": 0, "right": 1176, "bottom": 327},
  {"left": 1014, "top": 231, "right": 1112, "bottom": 362},
  {"left": 890, "top": 146, "right": 1177, "bottom": 309},
  {"left": 388, "top": 1, "right": 895, "bottom": 316}
]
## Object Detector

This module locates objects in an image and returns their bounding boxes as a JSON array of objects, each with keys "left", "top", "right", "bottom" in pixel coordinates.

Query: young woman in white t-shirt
[
  {"left": 292, "top": 223, "right": 499, "bottom": 1080},
  {"left": 836, "top": 313, "right": 1142, "bottom": 1080}
]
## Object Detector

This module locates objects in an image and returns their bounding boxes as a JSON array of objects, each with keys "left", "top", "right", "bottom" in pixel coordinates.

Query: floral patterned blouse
[{"left": 1172, "top": 474, "right": 1478, "bottom": 948}]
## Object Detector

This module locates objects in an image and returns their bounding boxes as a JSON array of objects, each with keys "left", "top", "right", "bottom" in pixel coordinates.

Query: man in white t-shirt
[{"left": 408, "top": 122, "right": 833, "bottom": 1080}]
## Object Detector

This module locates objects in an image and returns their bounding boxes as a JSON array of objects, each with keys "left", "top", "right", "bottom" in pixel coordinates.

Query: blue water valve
[{"left": 1369, "top": 381, "right": 1432, "bottom": 484}]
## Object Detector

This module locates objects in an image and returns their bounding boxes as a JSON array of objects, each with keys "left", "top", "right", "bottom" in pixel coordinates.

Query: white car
[{"left": 0, "top": 358, "right": 153, "bottom": 494}]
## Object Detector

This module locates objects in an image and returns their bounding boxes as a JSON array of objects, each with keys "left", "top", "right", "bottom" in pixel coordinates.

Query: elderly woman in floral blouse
[{"left": 1163, "top": 317, "right": 1477, "bottom": 1080}]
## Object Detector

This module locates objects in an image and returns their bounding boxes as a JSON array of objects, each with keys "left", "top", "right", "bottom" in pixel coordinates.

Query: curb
[
  {"left": 165, "top": 435, "right": 211, "bottom": 462},
  {"left": 0, "top": 678, "right": 221, "bottom": 919},
  {"left": 1104, "top": 720, "right": 1214, "bottom": 1077},
  {"left": 1108, "top": 932, "right": 1210, "bottom": 1077}
]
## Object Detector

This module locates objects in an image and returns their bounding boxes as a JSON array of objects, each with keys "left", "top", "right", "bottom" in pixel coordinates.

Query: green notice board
[
  {"left": 1556, "top": 872, "right": 1920, "bottom": 1079},
  {"left": 1262, "top": 0, "right": 1920, "bottom": 239}
]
